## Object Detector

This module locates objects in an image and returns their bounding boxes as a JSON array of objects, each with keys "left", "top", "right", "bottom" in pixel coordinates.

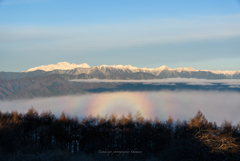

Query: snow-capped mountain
[
  {"left": 1, "top": 62, "right": 240, "bottom": 100},
  {"left": 22, "top": 62, "right": 239, "bottom": 76},
  {"left": 25, "top": 62, "right": 90, "bottom": 72},
  {"left": 1, "top": 62, "right": 240, "bottom": 80}
]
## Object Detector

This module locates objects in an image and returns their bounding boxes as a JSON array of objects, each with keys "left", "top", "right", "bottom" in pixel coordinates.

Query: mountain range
[
  {"left": 1, "top": 62, "right": 240, "bottom": 80},
  {"left": 0, "top": 62, "right": 240, "bottom": 100}
]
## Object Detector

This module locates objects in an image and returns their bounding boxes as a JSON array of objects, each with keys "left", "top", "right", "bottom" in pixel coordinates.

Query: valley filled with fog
[{"left": 1, "top": 90, "right": 240, "bottom": 125}]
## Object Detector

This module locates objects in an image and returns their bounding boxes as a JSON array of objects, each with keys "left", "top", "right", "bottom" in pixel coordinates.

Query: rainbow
[
  {"left": 83, "top": 92, "right": 155, "bottom": 118},
  {"left": 49, "top": 91, "right": 181, "bottom": 120},
  {"left": 1, "top": 91, "right": 238, "bottom": 125},
  {"left": 29, "top": 91, "right": 185, "bottom": 120}
]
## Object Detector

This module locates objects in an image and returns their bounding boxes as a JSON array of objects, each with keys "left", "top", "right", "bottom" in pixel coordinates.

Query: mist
[
  {"left": 0, "top": 90, "right": 240, "bottom": 125},
  {"left": 70, "top": 78, "right": 240, "bottom": 87}
]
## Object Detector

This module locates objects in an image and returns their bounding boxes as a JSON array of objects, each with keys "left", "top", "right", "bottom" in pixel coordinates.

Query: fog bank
[
  {"left": 0, "top": 91, "right": 240, "bottom": 125},
  {"left": 70, "top": 78, "right": 240, "bottom": 88}
]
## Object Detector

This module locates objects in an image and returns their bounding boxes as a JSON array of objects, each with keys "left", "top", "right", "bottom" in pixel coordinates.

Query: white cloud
[{"left": 70, "top": 78, "right": 240, "bottom": 87}]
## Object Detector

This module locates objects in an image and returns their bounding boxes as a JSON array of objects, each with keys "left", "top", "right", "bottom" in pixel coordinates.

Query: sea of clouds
[
  {"left": 0, "top": 90, "right": 240, "bottom": 125},
  {"left": 70, "top": 78, "right": 240, "bottom": 88}
]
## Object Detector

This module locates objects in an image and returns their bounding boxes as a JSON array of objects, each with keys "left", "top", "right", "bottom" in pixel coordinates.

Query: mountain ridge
[
  {"left": 24, "top": 62, "right": 90, "bottom": 72},
  {"left": 1, "top": 62, "right": 240, "bottom": 80},
  {"left": 22, "top": 62, "right": 239, "bottom": 76}
]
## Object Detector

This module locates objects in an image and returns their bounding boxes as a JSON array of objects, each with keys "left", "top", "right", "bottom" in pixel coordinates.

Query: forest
[{"left": 0, "top": 107, "right": 240, "bottom": 161}]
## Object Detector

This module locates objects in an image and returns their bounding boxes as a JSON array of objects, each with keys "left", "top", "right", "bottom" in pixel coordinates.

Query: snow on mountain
[
  {"left": 202, "top": 70, "right": 239, "bottom": 76},
  {"left": 174, "top": 67, "right": 197, "bottom": 72},
  {"left": 92, "top": 64, "right": 139, "bottom": 71},
  {"left": 24, "top": 62, "right": 90, "bottom": 72},
  {"left": 22, "top": 62, "right": 239, "bottom": 77}
]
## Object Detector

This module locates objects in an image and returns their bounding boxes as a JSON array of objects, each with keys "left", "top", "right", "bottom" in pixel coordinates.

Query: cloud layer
[
  {"left": 0, "top": 91, "right": 240, "bottom": 125},
  {"left": 70, "top": 78, "right": 240, "bottom": 88}
]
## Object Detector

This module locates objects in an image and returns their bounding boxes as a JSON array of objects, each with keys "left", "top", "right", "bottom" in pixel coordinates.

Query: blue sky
[{"left": 0, "top": 0, "right": 240, "bottom": 71}]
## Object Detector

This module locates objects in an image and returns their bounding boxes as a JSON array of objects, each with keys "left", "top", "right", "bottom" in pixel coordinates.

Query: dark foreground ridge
[{"left": 0, "top": 108, "right": 240, "bottom": 161}]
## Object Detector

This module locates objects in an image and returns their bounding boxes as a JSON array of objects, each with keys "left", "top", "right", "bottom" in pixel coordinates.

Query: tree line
[{"left": 0, "top": 107, "right": 240, "bottom": 160}]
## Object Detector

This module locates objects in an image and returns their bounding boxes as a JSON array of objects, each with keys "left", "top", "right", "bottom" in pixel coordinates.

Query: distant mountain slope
[
  {"left": 1, "top": 62, "right": 240, "bottom": 80},
  {"left": 0, "top": 72, "right": 163, "bottom": 100},
  {"left": 1, "top": 73, "right": 240, "bottom": 100},
  {"left": 0, "top": 74, "right": 122, "bottom": 100}
]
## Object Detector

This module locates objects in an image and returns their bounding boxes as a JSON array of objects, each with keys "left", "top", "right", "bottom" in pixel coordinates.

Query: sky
[{"left": 0, "top": 0, "right": 240, "bottom": 72}]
